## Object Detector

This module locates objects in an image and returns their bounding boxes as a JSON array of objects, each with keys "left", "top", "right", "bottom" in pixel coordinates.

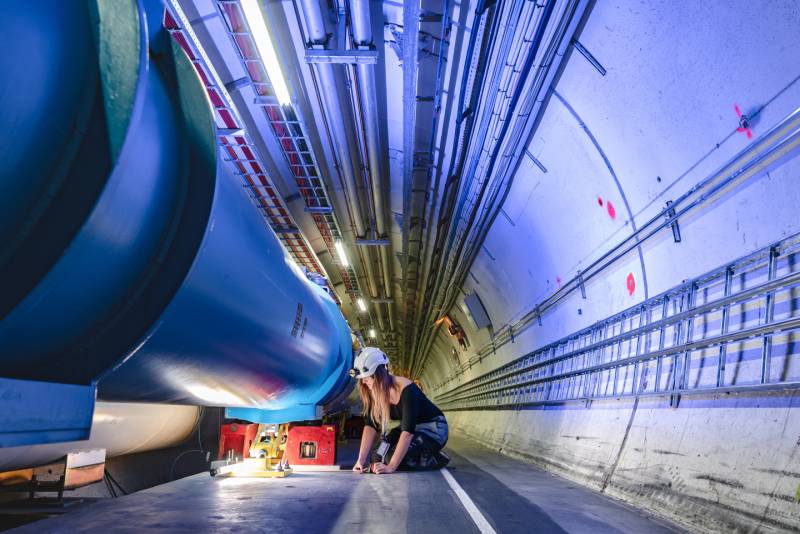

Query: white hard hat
[{"left": 349, "top": 347, "right": 389, "bottom": 379}]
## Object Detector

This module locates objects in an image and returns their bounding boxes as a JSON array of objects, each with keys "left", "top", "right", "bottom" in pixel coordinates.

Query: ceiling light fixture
[
  {"left": 357, "top": 298, "right": 367, "bottom": 313},
  {"left": 240, "top": 0, "right": 291, "bottom": 105},
  {"left": 335, "top": 241, "right": 349, "bottom": 267},
  {"left": 369, "top": 329, "right": 377, "bottom": 339}
]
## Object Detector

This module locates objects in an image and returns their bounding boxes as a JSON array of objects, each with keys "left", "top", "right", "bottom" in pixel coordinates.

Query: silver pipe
[
  {"left": 379, "top": 246, "right": 395, "bottom": 329},
  {"left": 299, "top": 0, "right": 366, "bottom": 237},
  {"left": 300, "top": 0, "right": 393, "bottom": 336},
  {"left": 349, "top": 0, "right": 371, "bottom": 43},
  {"left": 400, "top": 0, "right": 421, "bottom": 365},
  {"left": 350, "top": 0, "right": 394, "bottom": 329},
  {"left": 358, "top": 246, "right": 385, "bottom": 330},
  {"left": 415, "top": 0, "right": 587, "bottom": 377}
]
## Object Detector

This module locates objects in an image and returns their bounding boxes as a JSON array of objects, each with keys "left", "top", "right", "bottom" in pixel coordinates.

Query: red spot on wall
[
  {"left": 607, "top": 200, "right": 616, "bottom": 220},
  {"left": 597, "top": 196, "right": 603, "bottom": 206},
  {"left": 734, "top": 104, "right": 753, "bottom": 140},
  {"left": 556, "top": 276, "right": 562, "bottom": 289},
  {"left": 626, "top": 272, "right": 636, "bottom": 296}
]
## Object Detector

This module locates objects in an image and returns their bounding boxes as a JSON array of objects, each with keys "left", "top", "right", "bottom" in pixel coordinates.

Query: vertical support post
[
  {"left": 654, "top": 296, "right": 669, "bottom": 392},
  {"left": 716, "top": 267, "right": 733, "bottom": 387},
  {"left": 681, "top": 283, "right": 697, "bottom": 390},
  {"left": 599, "top": 323, "right": 610, "bottom": 397},
  {"left": 582, "top": 334, "right": 591, "bottom": 398},
  {"left": 642, "top": 304, "right": 653, "bottom": 390},
  {"left": 673, "top": 283, "right": 696, "bottom": 406},
  {"left": 612, "top": 338, "right": 622, "bottom": 396},
  {"left": 670, "top": 294, "right": 685, "bottom": 390},
  {"left": 668, "top": 292, "right": 687, "bottom": 406},
  {"left": 632, "top": 308, "right": 646, "bottom": 394},
  {"left": 761, "top": 247, "right": 779, "bottom": 384},
  {"left": 665, "top": 199, "right": 682, "bottom": 243}
]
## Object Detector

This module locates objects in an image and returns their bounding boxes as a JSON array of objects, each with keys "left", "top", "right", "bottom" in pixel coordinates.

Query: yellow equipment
[{"left": 211, "top": 424, "right": 292, "bottom": 478}]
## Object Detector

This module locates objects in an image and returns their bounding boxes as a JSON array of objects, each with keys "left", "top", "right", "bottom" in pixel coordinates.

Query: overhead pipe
[
  {"left": 358, "top": 247, "right": 385, "bottom": 330},
  {"left": 414, "top": 0, "right": 578, "bottom": 376},
  {"left": 411, "top": 0, "right": 501, "bottom": 372},
  {"left": 299, "top": 0, "right": 366, "bottom": 239},
  {"left": 299, "top": 0, "right": 391, "bottom": 333},
  {"left": 413, "top": 0, "right": 451, "bottom": 346},
  {"left": 350, "top": 0, "right": 395, "bottom": 331},
  {"left": 434, "top": 0, "right": 558, "bottom": 318},
  {"left": 399, "top": 0, "right": 422, "bottom": 370}
]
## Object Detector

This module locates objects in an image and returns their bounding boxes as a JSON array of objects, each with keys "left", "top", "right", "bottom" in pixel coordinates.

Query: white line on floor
[{"left": 441, "top": 468, "right": 497, "bottom": 534}]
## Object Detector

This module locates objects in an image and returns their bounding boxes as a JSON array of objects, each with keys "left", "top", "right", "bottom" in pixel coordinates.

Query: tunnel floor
[{"left": 10, "top": 437, "right": 685, "bottom": 533}]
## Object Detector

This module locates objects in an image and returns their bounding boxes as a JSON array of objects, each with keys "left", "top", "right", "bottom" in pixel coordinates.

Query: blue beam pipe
[{"left": 0, "top": 0, "right": 353, "bottom": 426}]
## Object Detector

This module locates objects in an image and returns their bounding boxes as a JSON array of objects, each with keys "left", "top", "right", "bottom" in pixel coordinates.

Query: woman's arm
[
  {"left": 375, "top": 384, "right": 419, "bottom": 474},
  {"left": 354, "top": 424, "right": 378, "bottom": 472},
  {"left": 374, "top": 430, "right": 412, "bottom": 474}
]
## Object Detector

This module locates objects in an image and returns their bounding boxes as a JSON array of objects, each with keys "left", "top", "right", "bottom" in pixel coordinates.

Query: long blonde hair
[{"left": 358, "top": 364, "right": 395, "bottom": 433}]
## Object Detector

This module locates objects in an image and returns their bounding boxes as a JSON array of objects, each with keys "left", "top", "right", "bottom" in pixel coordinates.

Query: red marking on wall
[
  {"left": 734, "top": 104, "right": 753, "bottom": 140},
  {"left": 626, "top": 272, "right": 636, "bottom": 296},
  {"left": 556, "top": 276, "right": 562, "bottom": 289},
  {"left": 597, "top": 196, "right": 603, "bottom": 206},
  {"left": 607, "top": 200, "right": 616, "bottom": 220}
]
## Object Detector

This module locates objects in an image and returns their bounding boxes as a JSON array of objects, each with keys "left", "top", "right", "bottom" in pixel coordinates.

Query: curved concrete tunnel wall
[{"left": 420, "top": 2, "right": 800, "bottom": 532}]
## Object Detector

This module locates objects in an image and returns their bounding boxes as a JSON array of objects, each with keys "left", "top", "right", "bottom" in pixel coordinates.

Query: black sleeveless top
[{"left": 365, "top": 383, "right": 445, "bottom": 433}]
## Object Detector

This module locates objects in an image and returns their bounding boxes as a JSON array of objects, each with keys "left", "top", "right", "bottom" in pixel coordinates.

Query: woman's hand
[
  {"left": 372, "top": 462, "right": 395, "bottom": 474},
  {"left": 353, "top": 460, "right": 366, "bottom": 473}
]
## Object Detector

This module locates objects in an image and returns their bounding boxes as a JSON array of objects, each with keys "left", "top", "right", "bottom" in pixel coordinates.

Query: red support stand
[
  {"left": 218, "top": 423, "right": 259, "bottom": 460},
  {"left": 284, "top": 424, "right": 337, "bottom": 466}
]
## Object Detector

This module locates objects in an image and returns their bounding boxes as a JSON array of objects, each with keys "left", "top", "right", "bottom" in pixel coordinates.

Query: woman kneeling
[{"left": 351, "top": 347, "right": 449, "bottom": 474}]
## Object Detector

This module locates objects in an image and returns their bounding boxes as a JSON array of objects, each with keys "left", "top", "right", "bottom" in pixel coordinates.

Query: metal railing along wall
[
  {"left": 445, "top": 105, "right": 800, "bottom": 374},
  {"left": 435, "top": 232, "right": 800, "bottom": 410}
]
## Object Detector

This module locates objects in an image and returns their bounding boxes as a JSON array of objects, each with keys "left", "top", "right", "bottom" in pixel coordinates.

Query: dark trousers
[{"left": 382, "top": 419, "right": 449, "bottom": 471}]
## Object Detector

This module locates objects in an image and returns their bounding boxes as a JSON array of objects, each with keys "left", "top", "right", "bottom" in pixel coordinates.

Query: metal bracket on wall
[
  {"left": 577, "top": 270, "right": 587, "bottom": 299},
  {"left": 571, "top": 39, "right": 607, "bottom": 76},
  {"left": 665, "top": 200, "right": 682, "bottom": 243}
]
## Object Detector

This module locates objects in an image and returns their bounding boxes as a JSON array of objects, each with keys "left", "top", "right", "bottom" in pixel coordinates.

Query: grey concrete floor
[
  {"left": 9, "top": 437, "right": 687, "bottom": 533},
  {"left": 444, "top": 437, "right": 685, "bottom": 533}
]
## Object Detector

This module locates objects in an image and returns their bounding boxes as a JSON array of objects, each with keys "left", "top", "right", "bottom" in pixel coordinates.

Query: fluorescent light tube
[
  {"left": 357, "top": 298, "right": 367, "bottom": 313},
  {"left": 240, "top": 0, "right": 291, "bottom": 105},
  {"left": 368, "top": 329, "right": 376, "bottom": 338},
  {"left": 335, "top": 241, "right": 349, "bottom": 267}
]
